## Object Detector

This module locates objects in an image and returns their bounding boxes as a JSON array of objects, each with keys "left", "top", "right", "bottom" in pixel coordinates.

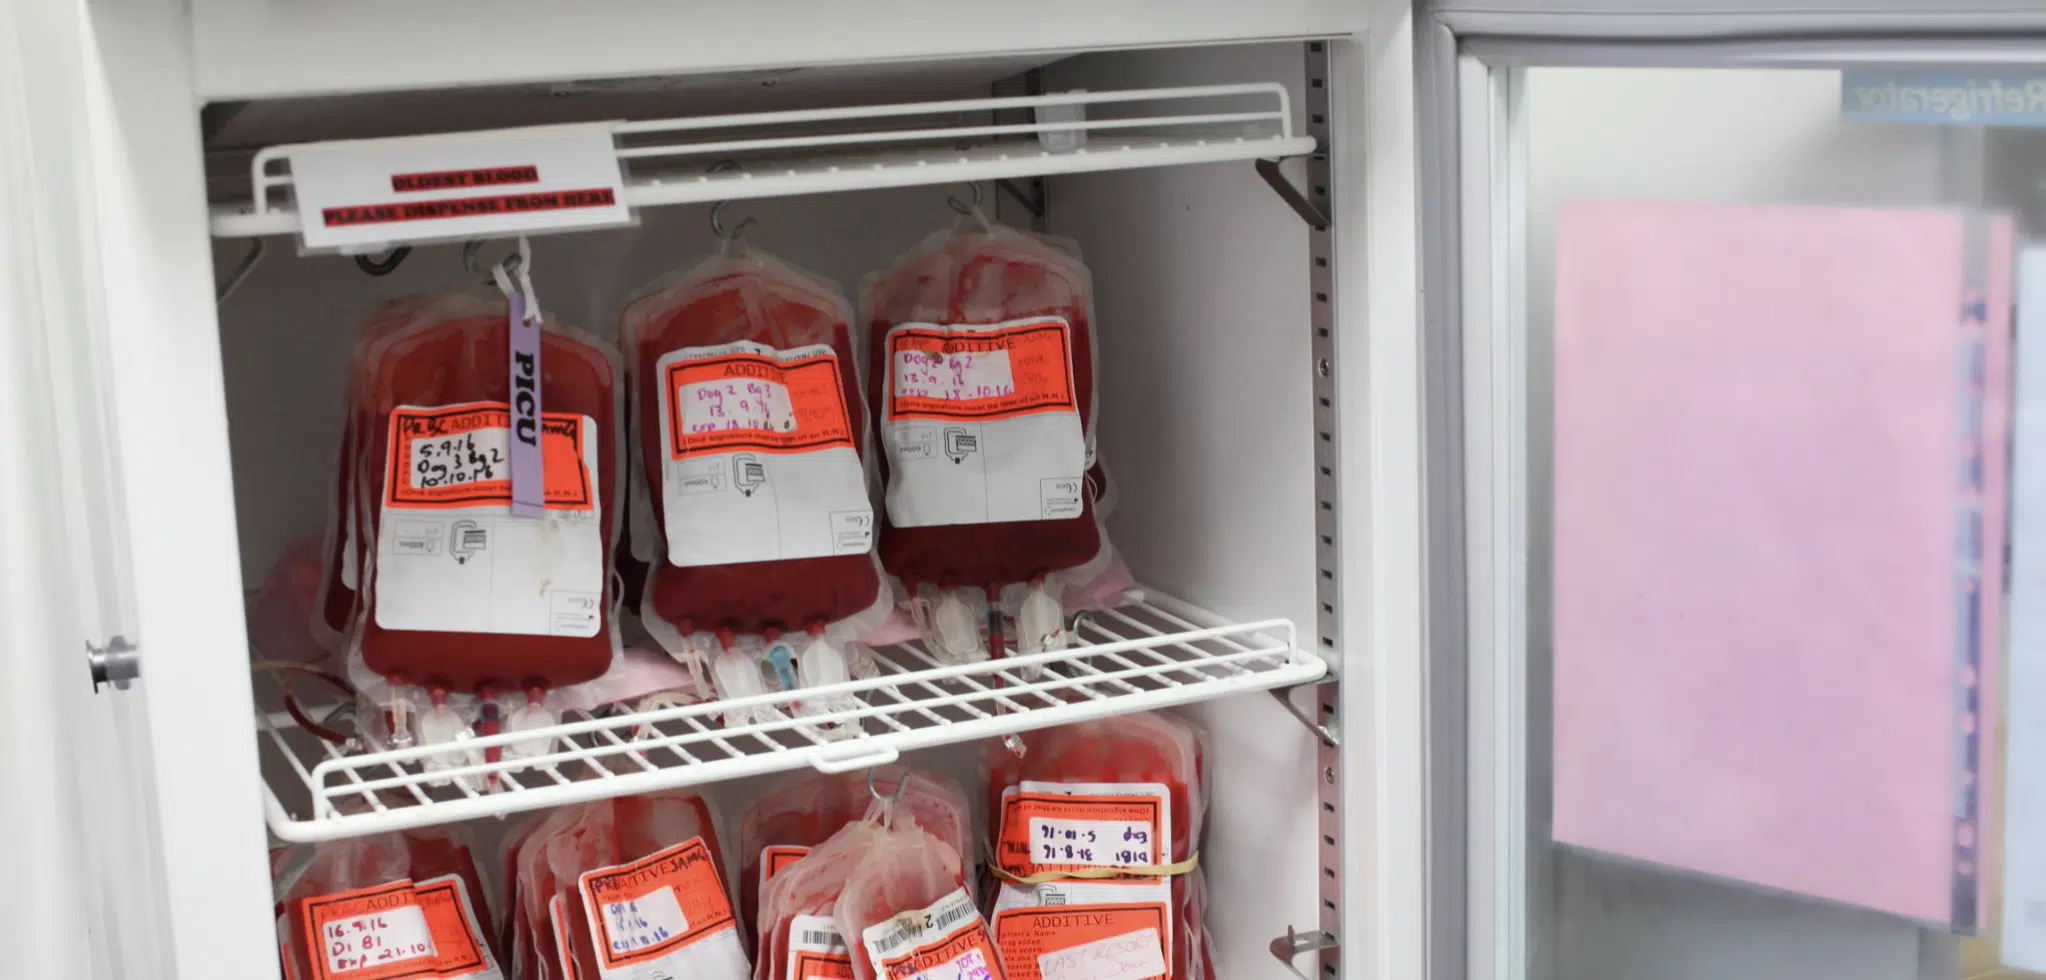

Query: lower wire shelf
[{"left": 256, "top": 589, "right": 1326, "bottom": 842}]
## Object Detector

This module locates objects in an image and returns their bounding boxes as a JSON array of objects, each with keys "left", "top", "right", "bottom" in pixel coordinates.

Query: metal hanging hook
[
  {"left": 945, "top": 181, "right": 986, "bottom": 217},
  {"left": 706, "top": 161, "right": 757, "bottom": 243},
  {"left": 353, "top": 246, "right": 413, "bottom": 277},
  {"left": 462, "top": 239, "right": 523, "bottom": 279},
  {"left": 868, "top": 766, "right": 911, "bottom": 806}
]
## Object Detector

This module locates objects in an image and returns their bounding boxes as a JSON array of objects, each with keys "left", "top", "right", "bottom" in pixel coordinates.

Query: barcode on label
[
  {"left": 874, "top": 891, "right": 978, "bottom": 953},
  {"left": 803, "top": 930, "right": 843, "bottom": 948}
]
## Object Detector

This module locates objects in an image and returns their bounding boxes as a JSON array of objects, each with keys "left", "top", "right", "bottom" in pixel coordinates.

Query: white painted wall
[{"left": 1519, "top": 66, "right": 1965, "bottom": 980}]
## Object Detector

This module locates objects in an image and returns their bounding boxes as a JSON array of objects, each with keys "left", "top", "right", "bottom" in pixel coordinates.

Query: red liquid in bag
[
  {"left": 553, "top": 793, "right": 749, "bottom": 980},
  {"left": 985, "top": 714, "right": 1209, "bottom": 980},
  {"left": 627, "top": 267, "right": 881, "bottom": 635},
  {"left": 355, "top": 307, "right": 620, "bottom": 693},
  {"left": 864, "top": 230, "right": 1102, "bottom": 591},
  {"left": 282, "top": 830, "right": 501, "bottom": 980}
]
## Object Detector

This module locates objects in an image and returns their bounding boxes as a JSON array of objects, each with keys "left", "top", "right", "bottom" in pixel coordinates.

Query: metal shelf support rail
[
  {"left": 256, "top": 591, "right": 1326, "bottom": 842},
  {"left": 210, "top": 84, "right": 1316, "bottom": 239}
]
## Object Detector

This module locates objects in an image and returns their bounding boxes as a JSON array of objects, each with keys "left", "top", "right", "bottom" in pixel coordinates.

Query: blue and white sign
[{"left": 1843, "top": 71, "right": 2046, "bottom": 127}]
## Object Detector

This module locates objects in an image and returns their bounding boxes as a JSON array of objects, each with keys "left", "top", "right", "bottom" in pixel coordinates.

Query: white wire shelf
[
  {"left": 256, "top": 590, "right": 1326, "bottom": 842},
  {"left": 208, "top": 84, "right": 1317, "bottom": 241}
]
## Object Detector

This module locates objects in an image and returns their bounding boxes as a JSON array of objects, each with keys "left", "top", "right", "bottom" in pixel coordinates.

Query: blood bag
[
  {"left": 982, "top": 713, "right": 1210, "bottom": 980},
  {"left": 861, "top": 216, "right": 1117, "bottom": 660},
  {"left": 737, "top": 768, "right": 972, "bottom": 948}
]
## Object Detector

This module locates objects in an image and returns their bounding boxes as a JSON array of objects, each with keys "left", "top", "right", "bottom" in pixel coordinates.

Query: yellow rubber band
[{"left": 986, "top": 850, "right": 1200, "bottom": 886}]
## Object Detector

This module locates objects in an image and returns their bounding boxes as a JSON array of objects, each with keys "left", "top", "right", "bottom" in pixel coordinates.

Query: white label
[
  {"left": 787, "top": 914, "right": 852, "bottom": 980},
  {"left": 323, "top": 905, "right": 436, "bottom": 974},
  {"left": 374, "top": 405, "right": 605, "bottom": 637},
  {"left": 657, "top": 341, "right": 873, "bottom": 566},
  {"left": 600, "top": 886, "right": 689, "bottom": 958},
  {"left": 993, "top": 782, "right": 1176, "bottom": 963},
  {"left": 288, "top": 123, "right": 632, "bottom": 252},
  {"left": 881, "top": 317, "right": 1086, "bottom": 527},
  {"left": 1036, "top": 929, "right": 1167, "bottom": 980},
  {"left": 893, "top": 349, "right": 1016, "bottom": 402},
  {"left": 790, "top": 914, "right": 848, "bottom": 956},
  {"left": 861, "top": 889, "right": 985, "bottom": 964},
  {"left": 1028, "top": 816, "right": 1156, "bottom": 869}
]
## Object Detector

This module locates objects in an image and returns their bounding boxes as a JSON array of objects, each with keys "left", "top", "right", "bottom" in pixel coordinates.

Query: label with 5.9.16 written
[{"left": 375, "top": 402, "right": 604, "bottom": 637}]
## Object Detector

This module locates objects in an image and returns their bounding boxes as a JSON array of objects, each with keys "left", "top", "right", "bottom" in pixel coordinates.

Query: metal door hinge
[
  {"left": 1271, "top": 926, "right": 1340, "bottom": 980},
  {"left": 86, "top": 635, "right": 140, "bottom": 691}
]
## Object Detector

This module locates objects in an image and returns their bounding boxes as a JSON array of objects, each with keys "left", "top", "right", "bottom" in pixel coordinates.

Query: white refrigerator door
[{"left": 8, "top": 0, "right": 278, "bottom": 977}]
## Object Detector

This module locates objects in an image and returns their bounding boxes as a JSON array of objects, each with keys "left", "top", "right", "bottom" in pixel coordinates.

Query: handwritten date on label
[
  {"left": 410, "top": 428, "right": 508, "bottom": 490},
  {"left": 603, "top": 885, "right": 690, "bottom": 956},
  {"left": 1029, "top": 818, "right": 1155, "bottom": 868},
  {"left": 682, "top": 378, "right": 797, "bottom": 437},
  {"left": 893, "top": 348, "right": 1016, "bottom": 402},
  {"left": 323, "top": 906, "right": 436, "bottom": 974},
  {"left": 1036, "top": 929, "right": 1166, "bottom": 980}
]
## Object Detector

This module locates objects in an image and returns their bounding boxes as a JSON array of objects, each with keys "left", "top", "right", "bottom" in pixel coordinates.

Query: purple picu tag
[{"left": 506, "top": 288, "right": 545, "bottom": 518}]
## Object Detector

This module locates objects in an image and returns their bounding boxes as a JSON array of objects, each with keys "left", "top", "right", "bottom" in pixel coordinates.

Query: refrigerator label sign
[
  {"left": 1842, "top": 71, "right": 2046, "bottom": 127},
  {"left": 287, "top": 122, "right": 631, "bottom": 251}
]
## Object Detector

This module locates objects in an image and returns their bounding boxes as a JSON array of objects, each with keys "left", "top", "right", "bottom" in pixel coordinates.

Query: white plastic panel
[
  {"left": 188, "top": 0, "right": 1369, "bottom": 101},
  {"left": 1043, "top": 42, "right": 1327, "bottom": 980}
]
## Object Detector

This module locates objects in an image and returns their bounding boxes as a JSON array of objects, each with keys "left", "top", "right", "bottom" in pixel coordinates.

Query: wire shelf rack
[
  {"left": 208, "top": 83, "right": 1316, "bottom": 241},
  {"left": 256, "top": 590, "right": 1326, "bottom": 842}
]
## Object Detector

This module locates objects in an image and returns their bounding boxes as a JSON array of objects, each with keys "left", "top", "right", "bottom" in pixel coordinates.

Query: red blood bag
[
  {"left": 623, "top": 247, "right": 884, "bottom": 638},
  {"left": 835, "top": 815, "right": 1004, "bottom": 980},
  {"left": 983, "top": 713, "right": 1210, "bottom": 980},
  {"left": 313, "top": 294, "right": 447, "bottom": 655},
  {"left": 351, "top": 294, "right": 624, "bottom": 697},
  {"left": 754, "top": 819, "right": 882, "bottom": 980},
  {"left": 861, "top": 218, "right": 1112, "bottom": 661},
  {"left": 738, "top": 768, "right": 972, "bottom": 949},
  {"left": 548, "top": 792, "right": 751, "bottom": 980},
  {"left": 281, "top": 828, "right": 503, "bottom": 980}
]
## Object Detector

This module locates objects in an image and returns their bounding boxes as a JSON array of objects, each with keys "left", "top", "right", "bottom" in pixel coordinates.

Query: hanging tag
[{"left": 495, "top": 238, "right": 546, "bottom": 519}]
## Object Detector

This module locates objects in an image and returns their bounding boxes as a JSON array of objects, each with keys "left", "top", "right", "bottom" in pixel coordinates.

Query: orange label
[
  {"left": 550, "top": 895, "right": 581, "bottom": 980},
  {"left": 880, "top": 923, "right": 1005, "bottom": 980},
  {"left": 384, "top": 402, "right": 595, "bottom": 511},
  {"left": 664, "top": 350, "right": 855, "bottom": 458},
  {"left": 794, "top": 948, "right": 857, "bottom": 980},
  {"left": 992, "top": 905, "right": 1169, "bottom": 980},
  {"left": 578, "top": 837, "right": 736, "bottom": 971},
  {"left": 997, "top": 795, "right": 1165, "bottom": 877},
  {"left": 761, "top": 845, "right": 812, "bottom": 889},
  {"left": 885, "top": 319, "right": 1076, "bottom": 423},
  {"left": 298, "top": 878, "right": 491, "bottom": 980}
]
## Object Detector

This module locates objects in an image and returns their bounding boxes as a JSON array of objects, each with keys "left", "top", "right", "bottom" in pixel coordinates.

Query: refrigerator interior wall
[
  {"left": 1517, "top": 65, "right": 1994, "bottom": 980},
  {"left": 185, "top": 0, "right": 1370, "bottom": 101},
  {"left": 210, "top": 40, "right": 1326, "bottom": 975}
]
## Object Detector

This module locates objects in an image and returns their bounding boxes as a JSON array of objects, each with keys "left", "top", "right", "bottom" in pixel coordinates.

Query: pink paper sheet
[{"left": 1550, "top": 199, "right": 2010, "bottom": 929}]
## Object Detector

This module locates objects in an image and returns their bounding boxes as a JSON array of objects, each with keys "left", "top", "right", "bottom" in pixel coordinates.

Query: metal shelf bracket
[
  {"left": 1271, "top": 680, "right": 1340, "bottom": 747},
  {"left": 1270, "top": 926, "right": 1342, "bottom": 980},
  {"left": 1256, "top": 157, "right": 1330, "bottom": 230}
]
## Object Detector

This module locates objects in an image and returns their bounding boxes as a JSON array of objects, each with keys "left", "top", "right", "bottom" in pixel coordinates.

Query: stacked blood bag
[
  {"left": 621, "top": 241, "right": 887, "bottom": 730},
  {"left": 273, "top": 712, "right": 1218, "bottom": 980},
  {"left": 860, "top": 213, "right": 1121, "bottom": 665},
  {"left": 312, "top": 286, "right": 629, "bottom": 775}
]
